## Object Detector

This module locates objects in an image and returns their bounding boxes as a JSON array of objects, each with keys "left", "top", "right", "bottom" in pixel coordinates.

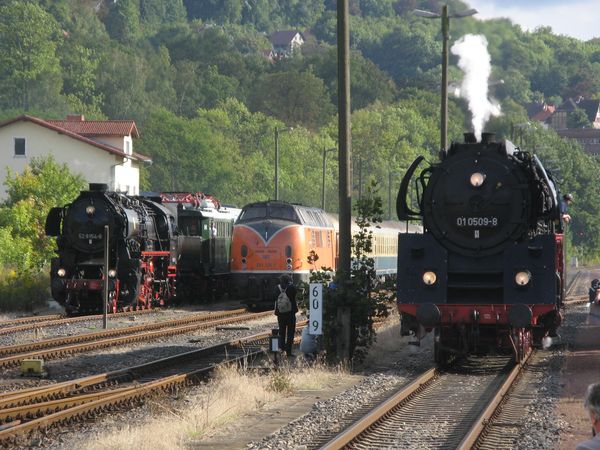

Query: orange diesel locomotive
[
  {"left": 231, "top": 200, "right": 417, "bottom": 310},
  {"left": 230, "top": 201, "right": 336, "bottom": 309}
]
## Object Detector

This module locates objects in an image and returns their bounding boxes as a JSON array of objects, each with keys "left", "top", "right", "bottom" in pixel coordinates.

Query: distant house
[
  {"left": 524, "top": 102, "right": 555, "bottom": 128},
  {"left": 269, "top": 30, "right": 304, "bottom": 58},
  {"left": 0, "top": 114, "right": 151, "bottom": 200},
  {"left": 547, "top": 97, "right": 600, "bottom": 130}
]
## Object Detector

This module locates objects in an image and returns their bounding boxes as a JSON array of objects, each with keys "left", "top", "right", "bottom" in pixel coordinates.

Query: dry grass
[{"left": 79, "top": 360, "right": 349, "bottom": 450}]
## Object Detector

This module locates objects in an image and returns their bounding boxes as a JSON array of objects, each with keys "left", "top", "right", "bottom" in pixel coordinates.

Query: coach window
[{"left": 14, "top": 138, "right": 25, "bottom": 157}]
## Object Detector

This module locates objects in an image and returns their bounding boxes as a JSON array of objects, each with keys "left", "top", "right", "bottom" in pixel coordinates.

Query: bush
[
  {"left": 301, "top": 181, "right": 391, "bottom": 364},
  {"left": 0, "top": 267, "right": 50, "bottom": 312},
  {"left": 267, "top": 370, "right": 293, "bottom": 393}
]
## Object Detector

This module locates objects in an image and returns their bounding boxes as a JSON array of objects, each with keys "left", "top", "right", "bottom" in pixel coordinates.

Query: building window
[{"left": 14, "top": 138, "right": 25, "bottom": 157}]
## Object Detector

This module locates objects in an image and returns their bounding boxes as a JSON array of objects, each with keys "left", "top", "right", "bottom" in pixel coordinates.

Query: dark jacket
[
  {"left": 274, "top": 283, "right": 298, "bottom": 316},
  {"left": 590, "top": 286, "right": 600, "bottom": 304}
]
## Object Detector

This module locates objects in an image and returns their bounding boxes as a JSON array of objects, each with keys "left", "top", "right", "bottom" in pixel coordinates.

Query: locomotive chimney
[
  {"left": 481, "top": 132, "right": 496, "bottom": 144},
  {"left": 89, "top": 183, "right": 109, "bottom": 192},
  {"left": 464, "top": 132, "right": 477, "bottom": 143}
]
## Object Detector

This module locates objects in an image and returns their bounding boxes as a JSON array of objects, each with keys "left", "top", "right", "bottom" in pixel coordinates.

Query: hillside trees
[
  {"left": 95, "top": 45, "right": 176, "bottom": 122},
  {"left": 0, "top": 1, "right": 64, "bottom": 112},
  {"left": 104, "top": 0, "right": 141, "bottom": 44},
  {"left": 139, "top": 0, "right": 187, "bottom": 30},
  {"left": 299, "top": 48, "right": 398, "bottom": 110},
  {"left": 2, "top": 0, "right": 600, "bottom": 264},
  {"left": 361, "top": 20, "right": 441, "bottom": 88},
  {"left": 139, "top": 108, "right": 240, "bottom": 201},
  {"left": 248, "top": 71, "right": 334, "bottom": 130}
]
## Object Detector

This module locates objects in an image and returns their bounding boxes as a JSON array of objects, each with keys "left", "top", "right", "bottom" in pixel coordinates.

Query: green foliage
[
  {"left": 567, "top": 107, "right": 592, "bottom": 129},
  {"left": 58, "top": 41, "right": 103, "bottom": 113},
  {"left": 363, "top": 21, "right": 441, "bottom": 88},
  {"left": 0, "top": 269, "right": 49, "bottom": 312},
  {"left": 301, "top": 48, "right": 398, "bottom": 111},
  {"left": 140, "top": 0, "right": 187, "bottom": 31},
  {"left": 184, "top": 0, "right": 243, "bottom": 24},
  {"left": 1, "top": 0, "right": 600, "bottom": 267},
  {"left": 303, "top": 182, "right": 390, "bottom": 363},
  {"left": 0, "top": 156, "right": 85, "bottom": 271},
  {"left": 249, "top": 70, "right": 334, "bottom": 130},
  {"left": 104, "top": 0, "right": 141, "bottom": 44},
  {"left": 0, "top": 156, "right": 84, "bottom": 311},
  {"left": 0, "top": 1, "right": 63, "bottom": 110}
]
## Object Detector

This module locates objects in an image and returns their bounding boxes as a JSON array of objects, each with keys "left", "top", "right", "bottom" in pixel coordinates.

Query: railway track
[
  {"left": 310, "top": 271, "right": 593, "bottom": 449},
  {"left": 318, "top": 353, "right": 529, "bottom": 449},
  {"left": 0, "top": 307, "right": 160, "bottom": 335},
  {"left": 0, "top": 309, "right": 272, "bottom": 368},
  {"left": 0, "top": 327, "right": 296, "bottom": 447},
  {"left": 0, "top": 314, "right": 64, "bottom": 330}
]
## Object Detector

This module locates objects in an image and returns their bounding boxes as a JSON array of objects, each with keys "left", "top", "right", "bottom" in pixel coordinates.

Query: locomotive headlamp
[
  {"left": 515, "top": 271, "right": 531, "bottom": 286},
  {"left": 108, "top": 269, "right": 117, "bottom": 278},
  {"left": 470, "top": 172, "right": 486, "bottom": 187},
  {"left": 85, "top": 205, "right": 95, "bottom": 216},
  {"left": 422, "top": 271, "right": 437, "bottom": 286},
  {"left": 286, "top": 258, "right": 292, "bottom": 264},
  {"left": 57, "top": 268, "right": 66, "bottom": 277}
]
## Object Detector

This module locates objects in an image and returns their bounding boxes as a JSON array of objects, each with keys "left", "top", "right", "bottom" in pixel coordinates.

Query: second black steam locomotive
[
  {"left": 396, "top": 132, "right": 565, "bottom": 364},
  {"left": 45, "top": 184, "right": 239, "bottom": 315},
  {"left": 45, "top": 183, "right": 178, "bottom": 315}
]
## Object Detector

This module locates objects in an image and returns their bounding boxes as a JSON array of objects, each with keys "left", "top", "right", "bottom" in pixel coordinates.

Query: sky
[{"left": 466, "top": 0, "right": 599, "bottom": 41}]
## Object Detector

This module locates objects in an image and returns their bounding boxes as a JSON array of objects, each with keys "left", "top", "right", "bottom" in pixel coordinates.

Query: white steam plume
[{"left": 451, "top": 34, "right": 501, "bottom": 141}]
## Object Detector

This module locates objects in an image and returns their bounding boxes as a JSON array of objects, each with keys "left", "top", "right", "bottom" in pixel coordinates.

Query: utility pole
[
  {"left": 322, "top": 148, "right": 336, "bottom": 210},
  {"left": 441, "top": 4, "right": 449, "bottom": 153},
  {"left": 103, "top": 225, "right": 109, "bottom": 330},
  {"left": 388, "top": 170, "right": 394, "bottom": 220},
  {"left": 274, "top": 127, "right": 292, "bottom": 200},
  {"left": 337, "top": 0, "right": 352, "bottom": 362}
]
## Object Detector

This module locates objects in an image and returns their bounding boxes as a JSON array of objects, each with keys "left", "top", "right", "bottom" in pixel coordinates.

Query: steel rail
[
  {"left": 320, "top": 368, "right": 437, "bottom": 449},
  {"left": 0, "top": 330, "right": 286, "bottom": 444},
  {"left": 0, "top": 307, "right": 161, "bottom": 336},
  {"left": 457, "top": 350, "right": 532, "bottom": 449},
  {"left": 0, "top": 320, "right": 306, "bottom": 410},
  {"left": 0, "top": 311, "right": 272, "bottom": 368},
  {"left": 0, "top": 315, "right": 63, "bottom": 329},
  {"left": 0, "top": 308, "right": 257, "bottom": 358},
  {"left": 564, "top": 294, "right": 589, "bottom": 305}
]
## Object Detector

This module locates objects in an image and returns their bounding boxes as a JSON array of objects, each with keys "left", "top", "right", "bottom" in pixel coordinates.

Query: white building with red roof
[{"left": 0, "top": 114, "right": 151, "bottom": 200}]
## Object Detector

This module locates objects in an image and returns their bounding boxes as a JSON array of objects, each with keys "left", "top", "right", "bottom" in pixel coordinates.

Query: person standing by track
[{"left": 274, "top": 274, "right": 298, "bottom": 357}]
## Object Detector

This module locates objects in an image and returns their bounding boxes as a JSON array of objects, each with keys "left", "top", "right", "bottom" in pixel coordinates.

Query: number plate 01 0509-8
[{"left": 455, "top": 217, "right": 498, "bottom": 227}]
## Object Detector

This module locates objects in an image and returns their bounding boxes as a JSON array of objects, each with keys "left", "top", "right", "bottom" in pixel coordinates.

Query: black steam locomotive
[
  {"left": 396, "top": 132, "right": 565, "bottom": 364},
  {"left": 45, "top": 185, "right": 240, "bottom": 315},
  {"left": 45, "top": 184, "right": 178, "bottom": 315}
]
